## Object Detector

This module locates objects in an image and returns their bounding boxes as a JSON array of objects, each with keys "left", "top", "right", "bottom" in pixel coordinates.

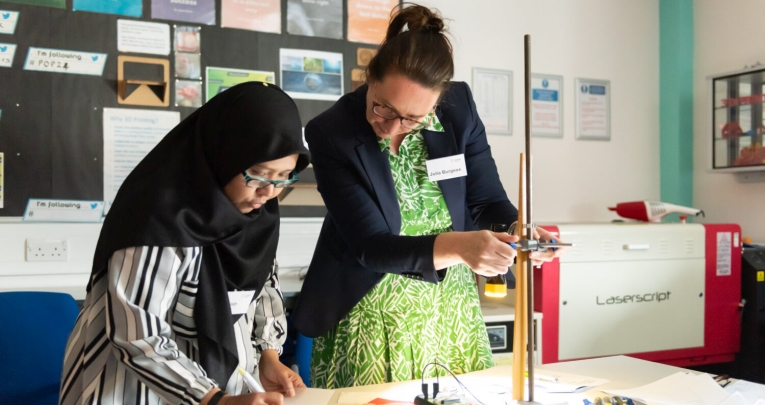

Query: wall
[
  {"left": 419, "top": 0, "right": 661, "bottom": 223},
  {"left": 694, "top": 0, "right": 765, "bottom": 243},
  {"left": 0, "top": 218, "right": 322, "bottom": 299}
]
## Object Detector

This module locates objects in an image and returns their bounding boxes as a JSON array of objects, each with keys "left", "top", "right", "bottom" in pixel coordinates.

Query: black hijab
[{"left": 91, "top": 82, "right": 309, "bottom": 387}]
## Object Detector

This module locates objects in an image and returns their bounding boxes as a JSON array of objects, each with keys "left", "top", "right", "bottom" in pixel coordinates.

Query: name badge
[
  {"left": 426, "top": 154, "right": 467, "bottom": 182},
  {"left": 228, "top": 290, "right": 256, "bottom": 315}
]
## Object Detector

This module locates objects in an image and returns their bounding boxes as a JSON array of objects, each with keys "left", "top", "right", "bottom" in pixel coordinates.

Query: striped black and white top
[{"left": 59, "top": 246, "right": 287, "bottom": 405}]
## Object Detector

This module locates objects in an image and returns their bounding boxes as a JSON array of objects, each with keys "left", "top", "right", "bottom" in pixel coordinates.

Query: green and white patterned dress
[{"left": 310, "top": 112, "right": 494, "bottom": 389}]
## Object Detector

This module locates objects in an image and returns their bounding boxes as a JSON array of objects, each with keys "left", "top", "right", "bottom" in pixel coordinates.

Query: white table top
[
  {"left": 307, "top": 355, "right": 696, "bottom": 404},
  {"left": 536, "top": 355, "right": 693, "bottom": 391}
]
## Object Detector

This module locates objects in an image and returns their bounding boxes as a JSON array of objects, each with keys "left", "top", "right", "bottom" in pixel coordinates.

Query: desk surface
[
  {"left": 316, "top": 355, "right": 692, "bottom": 404},
  {"left": 536, "top": 355, "right": 690, "bottom": 391}
]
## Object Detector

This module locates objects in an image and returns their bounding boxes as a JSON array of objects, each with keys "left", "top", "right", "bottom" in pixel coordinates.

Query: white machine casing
[{"left": 536, "top": 223, "right": 742, "bottom": 367}]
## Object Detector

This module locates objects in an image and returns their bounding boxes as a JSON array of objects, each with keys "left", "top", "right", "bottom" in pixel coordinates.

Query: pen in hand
[{"left": 237, "top": 366, "right": 266, "bottom": 393}]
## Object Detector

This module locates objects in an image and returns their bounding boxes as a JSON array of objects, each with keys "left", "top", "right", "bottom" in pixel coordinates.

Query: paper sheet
[
  {"left": 605, "top": 372, "right": 730, "bottom": 405},
  {"left": 285, "top": 387, "right": 335, "bottom": 405},
  {"left": 725, "top": 380, "right": 765, "bottom": 405},
  {"left": 102, "top": 108, "right": 180, "bottom": 212},
  {"left": 0, "top": 152, "right": 4, "bottom": 209},
  {"left": 0, "top": 43, "right": 16, "bottom": 68},
  {"left": 531, "top": 369, "right": 610, "bottom": 393},
  {"left": 117, "top": 20, "right": 171, "bottom": 55},
  {"left": 472, "top": 69, "right": 512, "bottom": 134}
]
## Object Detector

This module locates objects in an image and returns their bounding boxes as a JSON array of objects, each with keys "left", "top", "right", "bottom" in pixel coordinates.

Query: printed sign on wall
[{"left": 24, "top": 47, "right": 107, "bottom": 76}]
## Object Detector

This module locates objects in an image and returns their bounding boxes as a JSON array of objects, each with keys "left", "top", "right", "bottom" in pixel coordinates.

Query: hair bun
[{"left": 423, "top": 16, "right": 444, "bottom": 33}]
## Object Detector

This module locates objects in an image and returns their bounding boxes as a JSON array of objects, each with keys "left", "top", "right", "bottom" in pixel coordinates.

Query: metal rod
[{"left": 524, "top": 33, "right": 535, "bottom": 402}]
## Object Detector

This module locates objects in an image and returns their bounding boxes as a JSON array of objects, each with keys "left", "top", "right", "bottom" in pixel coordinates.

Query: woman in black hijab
[{"left": 59, "top": 82, "right": 309, "bottom": 405}]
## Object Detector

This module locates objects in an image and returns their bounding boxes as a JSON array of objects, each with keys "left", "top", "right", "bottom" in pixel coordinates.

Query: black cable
[{"left": 420, "top": 361, "right": 489, "bottom": 405}]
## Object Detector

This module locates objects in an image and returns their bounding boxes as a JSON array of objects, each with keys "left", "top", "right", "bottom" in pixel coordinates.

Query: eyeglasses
[
  {"left": 372, "top": 101, "right": 432, "bottom": 131},
  {"left": 242, "top": 171, "right": 298, "bottom": 189}
]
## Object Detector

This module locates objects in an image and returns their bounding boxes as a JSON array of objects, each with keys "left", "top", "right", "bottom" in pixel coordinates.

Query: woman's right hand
[{"left": 435, "top": 231, "right": 518, "bottom": 276}]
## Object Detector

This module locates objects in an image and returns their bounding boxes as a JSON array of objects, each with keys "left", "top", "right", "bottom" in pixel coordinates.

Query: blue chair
[
  {"left": 295, "top": 332, "right": 313, "bottom": 387},
  {"left": 0, "top": 291, "right": 80, "bottom": 405}
]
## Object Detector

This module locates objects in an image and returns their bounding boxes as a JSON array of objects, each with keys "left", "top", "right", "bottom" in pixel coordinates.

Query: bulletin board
[{"left": 0, "top": 0, "right": 391, "bottom": 217}]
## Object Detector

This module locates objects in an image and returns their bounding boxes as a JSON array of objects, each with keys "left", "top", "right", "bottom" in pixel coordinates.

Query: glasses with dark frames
[
  {"left": 372, "top": 101, "right": 432, "bottom": 131},
  {"left": 242, "top": 171, "right": 298, "bottom": 189}
]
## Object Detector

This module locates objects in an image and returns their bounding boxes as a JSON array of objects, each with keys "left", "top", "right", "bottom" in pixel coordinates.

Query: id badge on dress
[
  {"left": 228, "top": 290, "right": 256, "bottom": 315},
  {"left": 426, "top": 154, "right": 468, "bottom": 182}
]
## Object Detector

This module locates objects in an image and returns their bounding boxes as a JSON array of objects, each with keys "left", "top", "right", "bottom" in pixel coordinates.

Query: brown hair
[{"left": 366, "top": 3, "right": 454, "bottom": 94}]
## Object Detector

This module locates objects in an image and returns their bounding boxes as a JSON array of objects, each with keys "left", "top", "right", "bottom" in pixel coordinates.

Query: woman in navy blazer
[{"left": 293, "top": 4, "right": 563, "bottom": 389}]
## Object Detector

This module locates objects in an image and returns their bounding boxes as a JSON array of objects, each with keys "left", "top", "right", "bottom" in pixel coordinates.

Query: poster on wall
[
  {"left": 176, "top": 79, "right": 202, "bottom": 107},
  {"left": 206, "top": 67, "right": 275, "bottom": 102},
  {"left": 280, "top": 48, "right": 343, "bottom": 101},
  {"left": 287, "top": 0, "right": 342, "bottom": 40},
  {"left": 347, "top": 0, "right": 397, "bottom": 44},
  {"left": 0, "top": 152, "right": 4, "bottom": 209},
  {"left": 152, "top": 0, "right": 215, "bottom": 25},
  {"left": 472, "top": 68, "right": 512, "bottom": 135},
  {"left": 0, "top": 10, "right": 20, "bottom": 35},
  {"left": 3, "top": 0, "right": 64, "bottom": 8},
  {"left": 175, "top": 52, "right": 201, "bottom": 79},
  {"left": 174, "top": 26, "right": 201, "bottom": 53},
  {"left": 24, "top": 47, "right": 107, "bottom": 76},
  {"left": 73, "top": 0, "right": 142, "bottom": 17},
  {"left": 0, "top": 43, "right": 17, "bottom": 68},
  {"left": 117, "top": 20, "right": 171, "bottom": 55},
  {"left": 575, "top": 78, "right": 610, "bottom": 141},
  {"left": 103, "top": 108, "right": 180, "bottom": 212},
  {"left": 531, "top": 73, "right": 563, "bottom": 138},
  {"left": 221, "top": 0, "right": 280, "bottom": 34}
]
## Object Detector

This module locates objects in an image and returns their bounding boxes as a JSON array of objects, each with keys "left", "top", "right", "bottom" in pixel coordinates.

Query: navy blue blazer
[{"left": 293, "top": 82, "right": 518, "bottom": 338}]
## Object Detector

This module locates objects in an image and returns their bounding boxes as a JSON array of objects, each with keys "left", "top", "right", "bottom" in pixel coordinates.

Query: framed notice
[
  {"left": 472, "top": 68, "right": 512, "bottom": 135},
  {"left": 531, "top": 73, "right": 563, "bottom": 138},
  {"left": 575, "top": 78, "right": 610, "bottom": 141}
]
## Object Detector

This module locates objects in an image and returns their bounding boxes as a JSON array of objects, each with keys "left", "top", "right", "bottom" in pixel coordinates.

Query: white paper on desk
[
  {"left": 457, "top": 375, "right": 589, "bottom": 405},
  {"left": 718, "top": 392, "right": 751, "bottom": 405},
  {"left": 725, "top": 380, "right": 765, "bottom": 405},
  {"left": 605, "top": 372, "right": 730, "bottom": 405},
  {"left": 532, "top": 369, "right": 610, "bottom": 393},
  {"left": 285, "top": 387, "right": 335, "bottom": 405}
]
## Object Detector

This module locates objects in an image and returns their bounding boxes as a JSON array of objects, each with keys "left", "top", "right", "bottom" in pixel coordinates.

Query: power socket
[{"left": 26, "top": 238, "right": 68, "bottom": 262}]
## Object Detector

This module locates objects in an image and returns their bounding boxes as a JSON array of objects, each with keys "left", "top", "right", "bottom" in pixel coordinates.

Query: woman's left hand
[
  {"left": 528, "top": 227, "right": 567, "bottom": 267},
  {"left": 258, "top": 349, "right": 305, "bottom": 397}
]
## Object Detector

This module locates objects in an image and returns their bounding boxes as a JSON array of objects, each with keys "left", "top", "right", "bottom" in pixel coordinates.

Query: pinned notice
[
  {"left": 0, "top": 10, "right": 20, "bottom": 35},
  {"left": 24, "top": 199, "right": 105, "bottom": 222},
  {"left": 118, "top": 19, "right": 171, "bottom": 55},
  {"left": 0, "top": 43, "right": 16, "bottom": 68},
  {"left": 0, "top": 152, "right": 4, "bottom": 209},
  {"left": 24, "top": 47, "right": 107, "bottom": 76}
]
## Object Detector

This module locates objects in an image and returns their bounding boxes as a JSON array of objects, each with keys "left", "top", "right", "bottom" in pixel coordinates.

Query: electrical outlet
[{"left": 26, "top": 238, "right": 68, "bottom": 262}]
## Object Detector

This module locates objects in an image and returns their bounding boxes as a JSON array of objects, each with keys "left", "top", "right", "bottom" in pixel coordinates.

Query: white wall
[
  {"left": 420, "top": 0, "right": 661, "bottom": 223},
  {"left": 0, "top": 218, "right": 322, "bottom": 299},
  {"left": 695, "top": 0, "right": 765, "bottom": 243}
]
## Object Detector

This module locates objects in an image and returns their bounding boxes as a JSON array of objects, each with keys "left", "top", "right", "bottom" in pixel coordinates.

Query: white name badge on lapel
[
  {"left": 426, "top": 154, "right": 468, "bottom": 182},
  {"left": 228, "top": 291, "right": 256, "bottom": 315}
]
